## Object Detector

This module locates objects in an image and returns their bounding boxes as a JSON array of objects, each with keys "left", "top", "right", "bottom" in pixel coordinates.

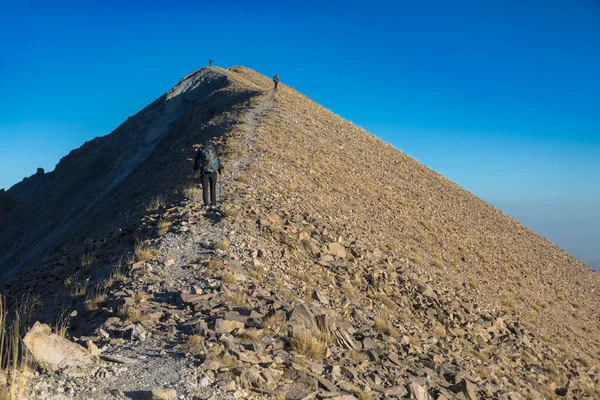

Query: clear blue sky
[{"left": 1, "top": 0, "right": 599, "bottom": 268}]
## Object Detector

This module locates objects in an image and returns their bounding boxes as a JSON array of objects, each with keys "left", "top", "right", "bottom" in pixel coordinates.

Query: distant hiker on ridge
[
  {"left": 194, "top": 139, "right": 222, "bottom": 210},
  {"left": 209, "top": 58, "right": 213, "bottom": 66},
  {"left": 273, "top": 74, "right": 279, "bottom": 91}
]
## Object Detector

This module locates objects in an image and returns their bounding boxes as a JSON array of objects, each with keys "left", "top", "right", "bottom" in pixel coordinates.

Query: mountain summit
[{"left": 1, "top": 66, "right": 598, "bottom": 399}]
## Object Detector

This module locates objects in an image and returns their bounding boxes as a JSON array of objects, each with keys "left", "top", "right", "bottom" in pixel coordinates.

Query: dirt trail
[
  {"left": 223, "top": 91, "right": 276, "bottom": 179},
  {"left": 28, "top": 93, "right": 277, "bottom": 400}
]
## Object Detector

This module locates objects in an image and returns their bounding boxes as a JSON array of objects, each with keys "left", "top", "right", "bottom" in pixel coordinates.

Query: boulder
[
  {"left": 449, "top": 379, "right": 477, "bottom": 400},
  {"left": 215, "top": 318, "right": 245, "bottom": 333},
  {"left": 145, "top": 388, "right": 177, "bottom": 400},
  {"left": 288, "top": 303, "right": 317, "bottom": 331},
  {"left": 408, "top": 382, "right": 430, "bottom": 400},
  {"left": 312, "top": 289, "right": 328, "bottom": 304},
  {"left": 328, "top": 242, "right": 347, "bottom": 258},
  {"left": 23, "top": 322, "right": 93, "bottom": 370}
]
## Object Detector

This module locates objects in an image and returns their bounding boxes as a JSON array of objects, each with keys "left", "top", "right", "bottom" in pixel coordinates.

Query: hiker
[
  {"left": 193, "top": 139, "right": 222, "bottom": 209},
  {"left": 209, "top": 58, "right": 213, "bottom": 66},
  {"left": 273, "top": 74, "right": 279, "bottom": 91}
]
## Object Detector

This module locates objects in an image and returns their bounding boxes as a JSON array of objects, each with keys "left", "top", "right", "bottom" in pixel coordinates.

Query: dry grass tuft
[
  {"left": 80, "top": 252, "right": 97, "bottom": 273},
  {"left": 182, "top": 185, "right": 202, "bottom": 202},
  {"left": 340, "top": 280, "right": 357, "bottom": 299},
  {"left": 157, "top": 219, "right": 172, "bottom": 236},
  {"left": 183, "top": 335, "right": 205, "bottom": 355},
  {"left": 54, "top": 311, "right": 70, "bottom": 338},
  {"left": 105, "top": 264, "right": 127, "bottom": 288},
  {"left": 374, "top": 292, "right": 397, "bottom": 310},
  {"left": 290, "top": 329, "right": 327, "bottom": 360},
  {"left": 84, "top": 286, "right": 107, "bottom": 311},
  {"left": 0, "top": 296, "right": 33, "bottom": 400},
  {"left": 346, "top": 348, "right": 369, "bottom": 363},
  {"left": 65, "top": 278, "right": 87, "bottom": 299},
  {"left": 433, "top": 252, "right": 444, "bottom": 269},
  {"left": 239, "top": 329, "right": 263, "bottom": 343},
  {"left": 223, "top": 289, "right": 248, "bottom": 306},
  {"left": 118, "top": 305, "right": 143, "bottom": 322},
  {"left": 373, "top": 318, "right": 401, "bottom": 339},
  {"left": 222, "top": 270, "right": 237, "bottom": 284},
  {"left": 133, "top": 291, "right": 150, "bottom": 304},
  {"left": 135, "top": 243, "right": 159, "bottom": 261},
  {"left": 213, "top": 239, "right": 230, "bottom": 252},
  {"left": 222, "top": 205, "right": 239, "bottom": 218},
  {"left": 206, "top": 258, "right": 224, "bottom": 272},
  {"left": 145, "top": 194, "right": 166, "bottom": 211}
]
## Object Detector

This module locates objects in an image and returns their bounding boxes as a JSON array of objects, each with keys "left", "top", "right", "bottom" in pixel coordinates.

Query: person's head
[{"left": 202, "top": 138, "right": 211, "bottom": 146}]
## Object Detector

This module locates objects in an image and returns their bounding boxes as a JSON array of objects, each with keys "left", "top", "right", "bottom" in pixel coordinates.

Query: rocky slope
[
  {"left": 0, "top": 66, "right": 598, "bottom": 399},
  {"left": 0, "top": 67, "right": 256, "bottom": 279}
]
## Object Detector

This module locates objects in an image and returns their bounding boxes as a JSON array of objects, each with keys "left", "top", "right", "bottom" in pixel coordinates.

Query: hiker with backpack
[
  {"left": 193, "top": 139, "right": 222, "bottom": 209},
  {"left": 273, "top": 74, "right": 279, "bottom": 91},
  {"left": 209, "top": 58, "right": 213, "bottom": 66}
]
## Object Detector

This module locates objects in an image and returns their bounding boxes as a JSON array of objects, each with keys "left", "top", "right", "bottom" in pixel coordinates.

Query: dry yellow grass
[
  {"left": 67, "top": 282, "right": 87, "bottom": 299},
  {"left": 290, "top": 329, "right": 327, "bottom": 360},
  {"left": 133, "top": 291, "right": 149, "bottom": 304},
  {"left": 239, "top": 329, "right": 263, "bottom": 343},
  {"left": 80, "top": 252, "right": 97, "bottom": 273},
  {"left": 373, "top": 292, "right": 397, "bottom": 310},
  {"left": 223, "top": 289, "right": 248, "bottom": 306},
  {"left": 105, "top": 264, "right": 127, "bottom": 288},
  {"left": 145, "top": 194, "right": 166, "bottom": 211},
  {"left": 206, "top": 258, "right": 224, "bottom": 272},
  {"left": 222, "top": 270, "right": 237, "bottom": 284},
  {"left": 0, "top": 297, "right": 32, "bottom": 400},
  {"left": 118, "top": 305, "right": 143, "bottom": 322},
  {"left": 373, "top": 318, "right": 401, "bottom": 340},
  {"left": 84, "top": 286, "right": 107, "bottom": 311},
  {"left": 182, "top": 185, "right": 201, "bottom": 202},
  {"left": 183, "top": 334, "right": 205, "bottom": 355},
  {"left": 157, "top": 218, "right": 172, "bottom": 236},
  {"left": 135, "top": 243, "right": 159, "bottom": 261},
  {"left": 346, "top": 349, "right": 369, "bottom": 363},
  {"left": 213, "top": 239, "right": 230, "bottom": 252},
  {"left": 54, "top": 311, "right": 70, "bottom": 338}
]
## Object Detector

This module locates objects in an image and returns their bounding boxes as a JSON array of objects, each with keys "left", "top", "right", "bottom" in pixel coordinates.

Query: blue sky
[{"left": 0, "top": 0, "right": 599, "bottom": 268}]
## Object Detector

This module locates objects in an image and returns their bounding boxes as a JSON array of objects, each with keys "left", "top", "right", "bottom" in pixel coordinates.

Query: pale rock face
[{"left": 23, "top": 322, "right": 93, "bottom": 370}]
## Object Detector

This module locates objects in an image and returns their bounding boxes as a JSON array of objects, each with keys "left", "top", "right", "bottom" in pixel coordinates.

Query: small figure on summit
[
  {"left": 209, "top": 58, "right": 213, "bottom": 66},
  {"left": 273, "top": 74, "right": 279, "bottom": 91},
  {"left": 194, "top": 139, "right": 222, "bottom": 210}
]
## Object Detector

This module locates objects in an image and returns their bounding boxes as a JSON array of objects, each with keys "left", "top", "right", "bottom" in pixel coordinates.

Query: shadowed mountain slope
[{"left": 0, "top": 67, "right": 259, "bottom": 279}]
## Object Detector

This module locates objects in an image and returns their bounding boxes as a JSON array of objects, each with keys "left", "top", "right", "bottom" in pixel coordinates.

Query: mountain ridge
[{"left": 0, "top": 66, "right": 598, "bottom": 399}]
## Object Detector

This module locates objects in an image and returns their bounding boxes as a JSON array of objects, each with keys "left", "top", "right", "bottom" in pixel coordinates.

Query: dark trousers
[
  {"left": 201, "top": 172, "right": 217, "bottom": 207},
  {"left": 274, "top": 81, "right": 278, "bottom": 90}
]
